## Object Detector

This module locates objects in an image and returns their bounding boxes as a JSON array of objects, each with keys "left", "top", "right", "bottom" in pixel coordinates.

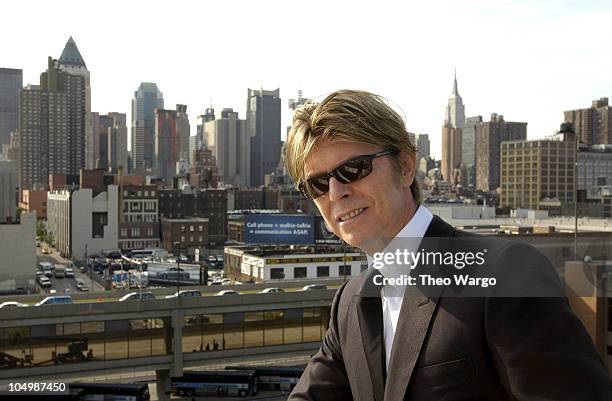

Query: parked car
[
  {"left": 215, "top": 290, "right": 241, "bottom": 296},
  {"left": 76, "top": 280, "right": 89, "bottom": 292},
  {"left": 119, "top": 292, "right": 156, "bottom": 302},
  {"left": 35, "top": 295, "right": 72, "bottom": 306},
  {"left": 0, "top": 301, "right": 28, "bottom": 308},
  {"left": 65, "top": 267, "right": 75, "bottom": 278},
  {"left": 301, "top": 284, "right": 328, "bottom": 291},
  {"left": 259, "top": 287, "right": 285, "bottom": 294},
  {"left": 165, "top": 290, "right": 202, "bottom": 299},
  {"left": 41, "top": 246, "right": 50, "bottom": 254}
]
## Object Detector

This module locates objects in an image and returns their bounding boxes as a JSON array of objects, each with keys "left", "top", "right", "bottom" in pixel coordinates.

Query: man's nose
[{"left": 328, "top": 177, "right": 351, "bottom": 202}]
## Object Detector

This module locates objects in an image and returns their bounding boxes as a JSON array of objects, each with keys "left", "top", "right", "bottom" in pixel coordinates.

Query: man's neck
[{"left": 361, "top": 201, "right": 418, "bottom": 256}]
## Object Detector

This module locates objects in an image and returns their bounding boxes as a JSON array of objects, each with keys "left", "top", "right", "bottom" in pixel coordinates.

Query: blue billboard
[{"left": 244, "top": 215, "right": 315, "bottom": 244}]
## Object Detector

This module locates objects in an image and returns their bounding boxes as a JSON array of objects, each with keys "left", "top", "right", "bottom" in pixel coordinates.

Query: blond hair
[{"left": 283, "top": 89, "right": 421, "bottom": 204}]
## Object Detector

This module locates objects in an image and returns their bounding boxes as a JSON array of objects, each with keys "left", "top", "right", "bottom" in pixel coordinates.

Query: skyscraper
[
  {"left": 20, "top": 50, "right": 87, "bottom": 190},
  {"left": 446, "top": 70, "right": 465, "bottom": 130},
  {"left": 441, "top": 72, "right": 464, "bottom": 185},
  {"left": 0, "top": 161, "right": 17, "bottom": 223},
  {"left": 107, "top": 112, "right": 128, "bottom": 173},
  {"left": 564, "top": 97, "right": 612, "bottom": 145},
  {"left": 154, "top": 105, "right": 190, "bottom": 182},
  {"left": 56, "top": 37, "right": 91, "bottom": 171},
  {"left": 475, "top": 113, "right": 527, "bottom": 192},
  {"left": 416, "top": 134, "right": 431, "bottom": 161},
  {"left": 89, "top": 113, "right": 113, "bottom": 169},
  {"left": 462, "top": 115, "right": 482, "bottom": 188},
  {"left": 203, "top": 108, "right": 248, "bottom": 186},
  {"left": 247, "top": 88, "right": 281, "bottom": 187},
  {"left": 196, "top": 106, "right": 215, "bottom": 150},
  {"left": 0, "top": 68, "right": 22, "bottom": 153},
  {"left": 131, "top": 82, "right": 164, "bottom": 171}
]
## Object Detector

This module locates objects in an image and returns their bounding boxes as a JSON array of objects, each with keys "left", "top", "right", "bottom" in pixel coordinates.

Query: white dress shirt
[{"left": 367, "top": 205, "right": 433, "bottom": 372}]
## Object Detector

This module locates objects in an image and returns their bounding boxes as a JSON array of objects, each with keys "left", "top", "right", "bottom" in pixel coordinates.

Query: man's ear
[{"left": 397, "top": 150, "right": 416, "bottom": 188}]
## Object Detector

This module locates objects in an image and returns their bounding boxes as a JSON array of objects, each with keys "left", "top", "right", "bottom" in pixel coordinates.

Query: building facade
[
  {"left": 118, "top": 184, "right": 160, "bottom": 251},
  {"left": 0, "top": 68, "right": 22, "bottom": 152},
  {"left": 564, "top": 98, "right": 612, "bottom": 145},
  {"left": 158, "top": 188, "right": 227, "bottom": 248},
  {"left": 203, "top": 108, "right": 248, "bottom": 186},
  {"left": 0, "top": 161, "right": 17, "bottom": 222},
  {"left": 107, "top": 112, "right": 128, "bottom": 173},
  {"left": 155, "top": 105, "right": 190, "bottom": 183},
  {"left": 19, "top": 189, "right": 47, "bottom": 220},
  {"left": 20, "top": 53, "right": 86, "bottom": 191},
  {"left": 416, "top": 134, "right": 431, "bottom": 161},
  {"left": 131, "top": 82, "right": 164, "bottom": 171},
  {"left": 247, "top": 88, "right": 281, "bottom": 187},
  {"left": 500, "top": 139, "right": 574, "bottom": 210},
  {"left": 0, "top": 212, "right": 36, "bottom": 293},
  {"left": 161, "top": 217, "right": 208, "bottom": 258},
  {"left": 441, "top": 73, "right": 465, "bottom": 186},
  {"left": 225, "top": 244, "right": 365, "bottom": 282},
  {"left": 475, "top": 113, "right": 527, "bottom": 192},
  {"left": 47, "top": 185, "right": 119, "bottom": 259},
  {"left": 462, "top": 115, "right": 482, "bottom": 188}
]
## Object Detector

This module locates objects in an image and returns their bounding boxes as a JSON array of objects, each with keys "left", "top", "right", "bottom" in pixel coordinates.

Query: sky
[{"left": 3, "top": 0, "right": 612, "bottom": 159}]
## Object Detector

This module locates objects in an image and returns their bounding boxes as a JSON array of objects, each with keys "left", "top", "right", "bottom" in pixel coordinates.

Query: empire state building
[{"left": 441, "top": 71, "right": 465, "bottom": 185}]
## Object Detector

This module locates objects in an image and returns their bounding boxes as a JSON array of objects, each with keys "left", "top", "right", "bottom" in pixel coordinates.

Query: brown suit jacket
[{"left": 289, "top": 215, "right": 611, "bottom": 401}]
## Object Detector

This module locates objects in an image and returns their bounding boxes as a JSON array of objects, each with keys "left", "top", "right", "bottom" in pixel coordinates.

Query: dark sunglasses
[{"left": 298, "top": 148, "right": 398, "bottom": 199}]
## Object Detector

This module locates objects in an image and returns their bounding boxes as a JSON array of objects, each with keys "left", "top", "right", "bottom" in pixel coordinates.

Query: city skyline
[{"left": 3, "top": 0, "right": 612, "bottom": 160}]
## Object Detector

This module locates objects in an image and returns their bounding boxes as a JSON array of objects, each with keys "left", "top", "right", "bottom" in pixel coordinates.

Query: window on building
[
  {"left": 338, "top": 265, "right": 351, "bottom": 277},
  {"left": 270, "top": 268, "right": 285, "bottom": 279},
  {"left": 294, "top": 267, "right": 307, "bottom": 279},
  {"left": 316, "top": 266, "right": 330, "bottom": 277}
]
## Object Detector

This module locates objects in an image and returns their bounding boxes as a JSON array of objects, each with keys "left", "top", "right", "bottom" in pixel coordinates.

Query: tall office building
[
  {"left": 441, "top": 73, "right": 465, "bottom": 185},
  {"left": 57, "top": 37, "right": 92, "bottom": 171},
  {"left": 462, "top": 116, "right": 482, "bottom": 188},
  {"left": 203, "top": 108, "right": 248, "bottom": 186},
  {"left": 154, "top": 105, "right": 190, "bottom": 182},
  {"left": 107, "top": 112, "right": 128, "bottom": 173},
  {"left": 564, "top": 98, "right": 612, "bottom": 145},
  {"left": 0, "top": 161, "right": 17, "bottom": 223},
  {"left": 500, "top": 139, "right": 574, "bottom": 210},
  {"left": 446, "top": 71, "right": 465, "bottom": 130},
  {"left": 196, "top": 106, "right": 215, "bottom": 150},
  {"left": 441, "top": 124, "right": 462, "bottom": 185},
  {"left": 89, "top": 113, "right": 113, "bottom": 169},
  {"left": 20, "top": 53, "right": 87, "bottom": 190},
  {"left": 176, "top": 104, "right": 190, "bottom": 162},
  {"left": 131, "top": 82, "right": 164, "bottom": 171},
  {"left": 247, "top": 88, "right": 281, "bottom": 187},
  {"left": 475, "top": 113, "right": 527, "bottom": 192},
  {"left": 416, "top": 134, "right": 431, "bottom": 161},
  {"left": 0, "top": 68, "right": 22, "bottom": 152}
]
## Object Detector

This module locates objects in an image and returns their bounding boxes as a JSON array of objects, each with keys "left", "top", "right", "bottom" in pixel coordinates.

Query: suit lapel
[
  {"left": 383, "top": 215, "right": 455, "bottom": 401},
  {"left": 356, "top": 268, "right": 386, "bottom": 401}
]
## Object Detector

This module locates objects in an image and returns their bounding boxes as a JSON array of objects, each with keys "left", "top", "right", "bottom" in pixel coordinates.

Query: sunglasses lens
[
  {"left": 336, "top": 158, "right": 371, "bottom": 183},
  {"left": 303, "top": 176, "right": 329, "bottom": 199}
]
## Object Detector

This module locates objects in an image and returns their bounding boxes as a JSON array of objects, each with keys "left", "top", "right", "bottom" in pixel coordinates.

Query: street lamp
[
  {"left": 90, "top": 255, "right": 97, "bottom": 292},
  {"left": 559, "top": 122, "right": 579, "bottom": 260},
  {"left": 173, "top": 241, "right": 181, "bottom": 295}
]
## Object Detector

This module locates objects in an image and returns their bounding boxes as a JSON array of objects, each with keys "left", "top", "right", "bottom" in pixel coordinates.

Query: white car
[
  {"left": 165, "top": 290, "right": 202, "bottom": 299},
  {"left": 65, "top": 267, "right": 75, "bottom": 278},
  {"left": 119, "top": 292, "right": 156, "bottom": 301},
  {"left": 259, "top": 287, "right": 285, "bottom": 294},
  {"left": 215, "top": 290, "right": 241, "bottom": 296},
  {"left": 0, "top": 301, "right": 28, "bottom": 308}
]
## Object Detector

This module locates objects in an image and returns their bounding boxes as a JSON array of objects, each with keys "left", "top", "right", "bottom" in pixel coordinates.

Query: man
[{"left": 283, "top": 89, "right": 610, "bottom": 400}]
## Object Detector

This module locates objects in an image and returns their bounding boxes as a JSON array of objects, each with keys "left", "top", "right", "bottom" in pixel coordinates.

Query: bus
[
  {"left": 226, "top": 365, "right": 305, "bottom": 392},
  {"left": 69, "top": 382, "right": 150, "bottom": 401},
  {"left": 170, "top": 370, "right": 258, "bottom": 398}
]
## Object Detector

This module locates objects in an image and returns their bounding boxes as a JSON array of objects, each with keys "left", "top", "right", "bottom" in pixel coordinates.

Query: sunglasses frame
[{"left": 298, "top": 148, "right": 398, "bottom": 200}]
